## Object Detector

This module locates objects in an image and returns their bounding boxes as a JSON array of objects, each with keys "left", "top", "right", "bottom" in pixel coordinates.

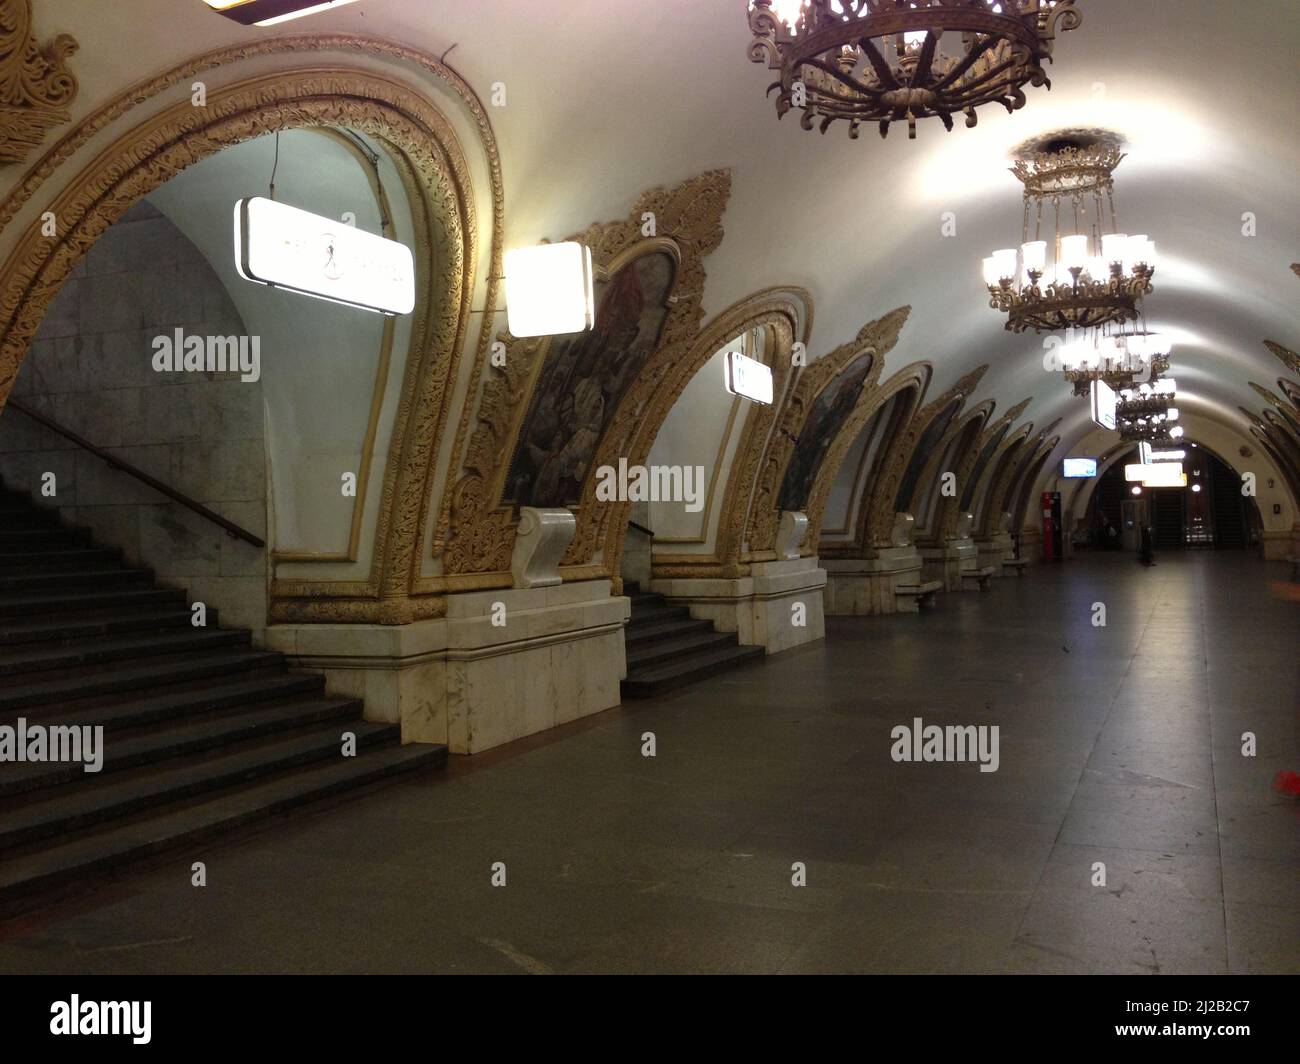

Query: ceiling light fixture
[
  {"left": 984, "top": 132, "right": 1156, "bottom": 348},
  {"left": 202, "top": 0, "right": 361, "bottom": 27},
  {"left": 747, "top": 0, "right": 1082, "bottom": 141}
]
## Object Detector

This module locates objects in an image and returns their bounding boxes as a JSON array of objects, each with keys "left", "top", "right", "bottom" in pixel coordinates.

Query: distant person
[
  {"left": 1099, "top": 513, "right": 1120, "bottom": 551},
  {"left": 1138, "top": 523, "right": 1155, "bottom": 567}
]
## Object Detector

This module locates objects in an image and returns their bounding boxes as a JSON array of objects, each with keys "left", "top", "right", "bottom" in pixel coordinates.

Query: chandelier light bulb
[
  {"left": 1102, "top": 233, "right": 1129, "bottom": 264},
  {"left": 1169, "top": 425, "right": 1185, "bottom": 439},
  {"left": 1020, "top": 240, "right": 1047, "bottom": 275},
  {"left": 1059, "top": 235, "right": 1089, "bottom": 272},
  {"left": 1166, "top": 408, "right": 1180, "bottom": 421}
]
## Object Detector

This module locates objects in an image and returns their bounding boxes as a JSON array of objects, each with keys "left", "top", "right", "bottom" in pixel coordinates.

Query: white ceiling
[{"left": 36, "top": 0, "right": 1300, "bottom": 458}]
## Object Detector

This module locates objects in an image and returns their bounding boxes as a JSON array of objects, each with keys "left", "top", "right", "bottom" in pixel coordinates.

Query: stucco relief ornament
[{"left": 0, "top": 0, "right": 79, "bottom": 164}]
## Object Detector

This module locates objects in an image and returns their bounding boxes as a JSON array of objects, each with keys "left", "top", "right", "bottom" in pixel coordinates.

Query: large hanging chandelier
[
  {"left": 1116, "top": 377, "right": 1183, "bottom": 444},
  {"left": 1060, "top": 330, "right": 1172, "bottom": 397},
  {"left": 747, "top": 1, "right": 1082, "bottom": 141},
  {"left": 983, "top": 133, "right": 1156, "bottom": 337}
]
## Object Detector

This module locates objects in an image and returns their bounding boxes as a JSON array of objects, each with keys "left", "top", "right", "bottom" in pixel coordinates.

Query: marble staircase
[
  {"left": 621, "top": 584, "right": 763, "bottom": 698},
  {"left": 0, "top": 479, "right": 445, "bottom": 910}
]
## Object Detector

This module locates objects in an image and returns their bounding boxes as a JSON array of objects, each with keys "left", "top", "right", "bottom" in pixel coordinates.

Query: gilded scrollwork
[
  {"left": 934, "top": 397, "right": 1032, "bottom": 541},
  {"left": 745, "top": 305, "right": 910, "bottom": 553},
  {"left": 804, "top": 360, "right": 929, "bottom": 553},
  {"left": 0, "top": 58, "right": 499, "bottom": 625},
  {"left": 858, "top": 363, "right": 989, "bottom": 550},
  {"left": 0, "top": 0, "right": 78, "bottom": 164},
  {"left": 439, "top": 169, "right": 733, "bottom": 583}
]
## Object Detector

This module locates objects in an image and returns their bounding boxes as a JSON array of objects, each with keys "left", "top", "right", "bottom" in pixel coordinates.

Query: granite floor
[{"left": 0, "top": 552, "right": 1295, "bottom": 974}]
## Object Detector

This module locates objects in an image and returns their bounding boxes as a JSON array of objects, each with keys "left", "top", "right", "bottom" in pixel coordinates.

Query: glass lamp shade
[
  {"left": 1166, "top": 407, "right": 1180, "bottom": 421},
  {"left": 1155, "top": 377, "right": 1177, "bottom": 395},
  {"left": 1020, "top": 241, "right": 1047, "bottom": 274},
  {"left": 1059, "top": 235, "right": 1089, "bottom": 271},
  {"left": 1102, "top": 233, "right": 1129, "bottom": 264},
  {"left": 982, "top": 256, "right": 1001, "bottom": 286},
  {"left": 985, "top": 249, "right": 1018, "bottom": 285}
]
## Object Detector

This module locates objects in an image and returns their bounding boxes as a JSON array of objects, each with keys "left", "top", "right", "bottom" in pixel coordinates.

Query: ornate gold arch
[
  {"left": 647, "top": 286, "right": 813, "bottom": 581},
  {"left": 911, "top": 398, "right": 995, "bottom": 545},
  {"left": 970, "top": 419, "right": 1034, "bottom": 538},
  {"left": 0, "top": 59, "right": 499, "bottom": 625},
  {"left": 934, "top": 397, "right": 1032, "bottom": 541},
  {"left": 1011, "top": 435, "right": 1060, "bottom": 533},
  {"left": 744, "top": 305, "right": 910, "bottom": 553},
  {"left": 860, "top": 363, "right": 988, "bottom": 549},
  {"left": 437, "top": 169, "right": 731, "bottom": 590},
  {"left": 1251, "top": 382, "right": 1300, "bottom": 439},
  {"left": 981, "top": 417, "right": 1061, "bottom": 538},
  {"left": 806, "top": 360, "right": 929, "bottom": 554}
]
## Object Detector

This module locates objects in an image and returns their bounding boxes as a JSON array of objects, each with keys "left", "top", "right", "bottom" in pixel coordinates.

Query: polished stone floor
[{"left": 1, "top": 552, "right": 1296, "bottom": 974}]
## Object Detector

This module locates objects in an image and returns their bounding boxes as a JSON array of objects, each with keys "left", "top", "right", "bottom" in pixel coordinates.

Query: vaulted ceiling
[{"left": 34, "top": 0, "right": 1300, "bottom": 460}]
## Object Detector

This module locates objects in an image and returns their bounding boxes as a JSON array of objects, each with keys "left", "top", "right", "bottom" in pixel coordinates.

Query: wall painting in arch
[
  {"left": 504, "top": 251, "right": 676, "bottom": 508},
  {"left": 778, "top": 352, "right": 874, "bottom": 513}
]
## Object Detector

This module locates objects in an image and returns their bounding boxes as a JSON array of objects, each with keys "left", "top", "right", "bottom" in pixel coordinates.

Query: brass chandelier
[
  {"left": 1116, "top": 377, "right": 1183, "bottom": 444},
  {"left": 1060, "top": 330, "right": 1171, "bottom": 397},
  {"left": 984, "top": 134, "right": 1155, "bottom": 337},
  {"left": 746, "top": 0, "right": 1082, "bottom": 140}
]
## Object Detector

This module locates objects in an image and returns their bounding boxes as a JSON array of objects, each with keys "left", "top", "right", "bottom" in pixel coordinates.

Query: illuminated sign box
[
  {"left": 1062, "top": 457, "right": 1097, "bottom": 478},
  {"left": 1125, "top": 462, "right": 1187, "bottom": 487},
  {"left": 723, "top": 350, "right": 773, "bottom": 405},
  {"left": 1090, "top": 379, "right": 1117, "bottom": 431},
  {"left": 235, "top": 197, "right": 415, "bottom": 316},
  {"left": 504, "top": 242, "right": 595, "bottom": 338}
]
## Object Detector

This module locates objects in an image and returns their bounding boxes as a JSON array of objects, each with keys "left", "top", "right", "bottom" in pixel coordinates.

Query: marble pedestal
[
  {"left": 975, "top": 532, "right": 1014, "bottom": 572},
  {"left": 1261, "top": 526, "right": 1299, "bottom": 561},
  {"left": 823, "top": 547, "right": 925, "bottom": 615},
  {"left": 264, "top": 580, "right": 628, "bottom": 754},
  {"left": 650, "top": 556, "right": 826, "bottom": 654},
  {"left": 919, "top": 538, "right": 978, "bottom": 591}
]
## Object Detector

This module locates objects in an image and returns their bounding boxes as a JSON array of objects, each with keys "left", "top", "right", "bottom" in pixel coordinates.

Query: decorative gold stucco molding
[
  {"left": 1265, "top": 340, "right": 1300, "bottom": 377},
  {"left": 982, "top": 416, "right": 1060, "bottom": 539},
  {"left": 644, "top": 286, "right": 812, "bottom": 581},
  {"left": 0, "top": 0, "right": 78, "bottom": 165},
  {"left": 744, "top": 305, "right": 910, "bottom": 553},
  {"left": 804, "top": 360, "right": 928, "bottom": 553},
  {"left": 0, "top": 61, "right": 499, "bottom": 625},
  {"left": 859, "top": 363, "right": 988, "bottom": 549},
  {"left": 934, "top": 396, "right": 1032, "bottom": 542},
  {"left": 439, "top": 169, "right": 732, "bottom": 588}
]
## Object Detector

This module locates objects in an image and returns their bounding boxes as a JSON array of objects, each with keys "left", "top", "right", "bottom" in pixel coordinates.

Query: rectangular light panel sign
[
  {"left": 235, "top": 196, "right": 415, "bottom": 316},
  {"left": 724, "top": 350, "right": 774, "bottom": 405},
  {"left": 1090, "top": 379, "right": 1117, "bottom": 431}
]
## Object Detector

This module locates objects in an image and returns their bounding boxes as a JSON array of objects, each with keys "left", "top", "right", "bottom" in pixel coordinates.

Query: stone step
[
  {"left": 0, "top": 528, "right": 90, "bottom": 550},
  {"left": 0, "top": 649, "right": 285, "bottom": 713},
  {"left": 0, "top": 606, "right": 210, "bottom": 648},
  {"left": 0, "top": 585, "right": 185, "bottom": 619},
  {"left": 0, "top": 626, "right": 249, "bottom": 677},
  {"left": 626, "top": 601, "right": 692, "bottom": 627},
  {"left": 0, "top": 547, "right": 122, "bottom": 572},
  {"left": 0, "top": 696, "right": 364, "bottom": 797},
  {"left": 623, "top": 614, "right": 716, "bottom": 649},
  {"left": 0, "top": 743, "right": 446, "bottom": 909},
  {"left": 0, "top": 720, "right": 399, "bottom": 852},
  {"left": 0, "top": 566, "right": 153, "bottom": 593},
  {"left": 44, "top": 672, "right": 326, "bottom": 733},
  {"left": 622, "top": 641, "right": 765, "bottom": 699},
  {"left": 626, "top": 627, "right": 739, "bottom": 671}
]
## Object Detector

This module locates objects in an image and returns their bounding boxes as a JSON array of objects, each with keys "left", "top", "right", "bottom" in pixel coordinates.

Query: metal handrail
[{"left": 5, "top": 398, "right": 266, "bottom": 548}]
